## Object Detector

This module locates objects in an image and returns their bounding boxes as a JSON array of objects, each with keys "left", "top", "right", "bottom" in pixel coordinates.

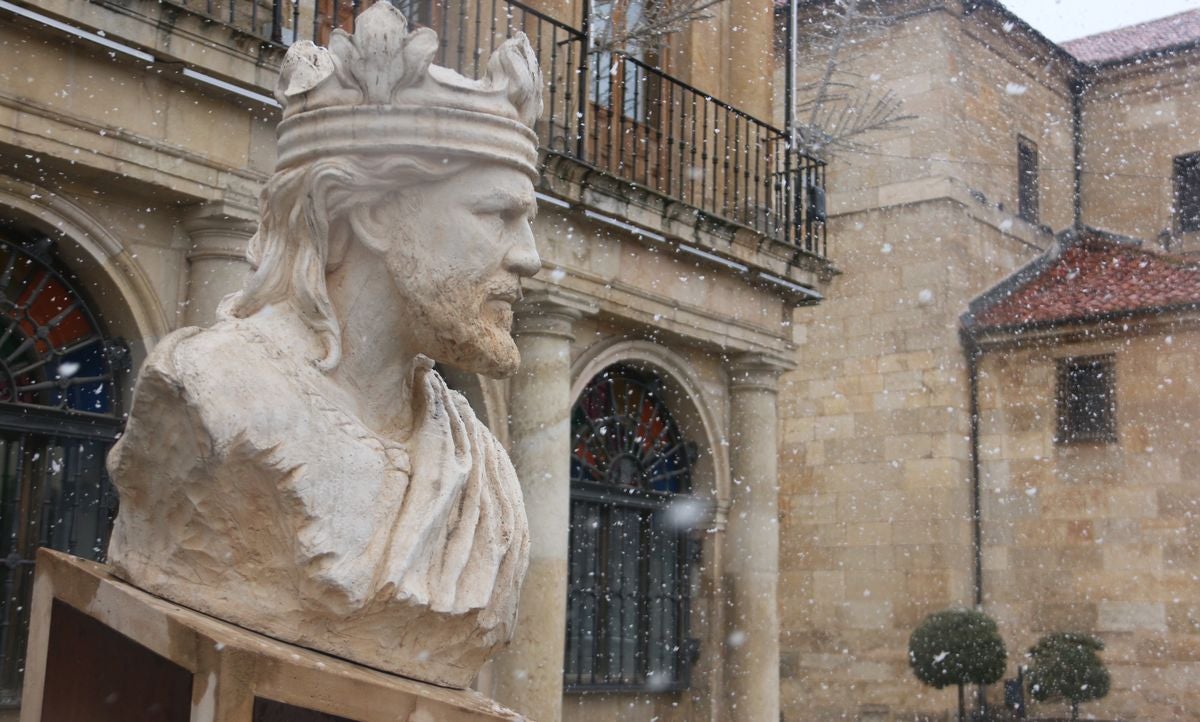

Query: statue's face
[{"left": 375, "top": 163, "right": 541, "bottom": 377}]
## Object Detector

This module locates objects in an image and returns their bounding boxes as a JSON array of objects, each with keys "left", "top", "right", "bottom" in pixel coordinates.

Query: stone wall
[
  {"left": 780, "top": 197, "right": 1036, "bottom": 720},
  {"left": 949, "top": 5, "right": 1077, "bottom": 232},
  {"left": 1081, "top": 49, "right": 1200, "bottom": 250},
  {"left": 777, "top": 1, "right": 1075, "bottom": 227},
  {"left": 976, "top": 319, "right": 1200, "bottom": 720},
  {"left": 776, "top": 2, "right": 1200, "bottom": 719},
  {"left": 772, "top": 1, "right": 1163, "bottom": 719}
]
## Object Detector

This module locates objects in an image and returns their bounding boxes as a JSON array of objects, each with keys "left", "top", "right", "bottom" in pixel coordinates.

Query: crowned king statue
[{"left": 105, "top": 3, "right": 542, "bottom": 688}]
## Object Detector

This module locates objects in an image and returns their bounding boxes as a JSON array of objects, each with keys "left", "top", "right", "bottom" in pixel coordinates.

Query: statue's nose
[{"left": 504, "top": 222, "right": 541, "bottom": 278}]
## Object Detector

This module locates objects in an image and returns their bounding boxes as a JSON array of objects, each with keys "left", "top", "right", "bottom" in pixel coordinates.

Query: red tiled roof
[
  {"left": 969, "top": 235, "right": 1200, "bottom": 329},
  {"left": 1062, "top": 8, "right": 1200, "bottom": 64}
]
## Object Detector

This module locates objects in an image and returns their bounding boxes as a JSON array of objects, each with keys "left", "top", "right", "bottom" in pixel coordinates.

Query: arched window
[
  {"left": 565, "top": 364, "right": 700, "bottom": 692},
  {"left": 0, "top": 233, "right": 126, "bottom": 702}
]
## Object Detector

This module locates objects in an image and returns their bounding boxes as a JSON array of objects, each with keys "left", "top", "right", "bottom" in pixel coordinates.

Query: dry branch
[
  {"left": 591, "top": 0, "right": 727, "bottom": 54},
  {"left": 793, "top": 0, "right": 915, "bottom": 158}
]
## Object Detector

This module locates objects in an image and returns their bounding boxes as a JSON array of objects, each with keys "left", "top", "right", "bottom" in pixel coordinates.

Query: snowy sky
[{"left": 1000, "top": 0, "right": 1200, "bottom": 42}]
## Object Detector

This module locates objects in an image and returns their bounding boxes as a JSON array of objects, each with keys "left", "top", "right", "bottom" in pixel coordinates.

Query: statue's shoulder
[
  {"left": 141, "top": 322, "right": 259, "bottom": 386},
  {"left": 125, "top": 325, "right": 206, "bottom": 405},
  {"left": 139, "top": 320, "right": 304, "bottom": 425}
]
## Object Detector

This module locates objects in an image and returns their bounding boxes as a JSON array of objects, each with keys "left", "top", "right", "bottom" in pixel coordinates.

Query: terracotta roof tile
[
  {"left": 1062, "top": 8, "right": 1200, "bottom": 64},
  {"left": 969, "top": 233, "right": 1200, "bottom": 330}
]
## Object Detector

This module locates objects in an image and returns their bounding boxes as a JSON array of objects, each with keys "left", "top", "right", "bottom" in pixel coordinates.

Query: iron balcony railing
[{"left": 165, "top": 0, "right": 827, "bottom": 255}]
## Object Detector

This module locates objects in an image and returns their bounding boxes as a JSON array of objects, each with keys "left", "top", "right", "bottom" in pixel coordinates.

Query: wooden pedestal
[{"left": 20, "top": 549, "right": 525, "bottom": 722}]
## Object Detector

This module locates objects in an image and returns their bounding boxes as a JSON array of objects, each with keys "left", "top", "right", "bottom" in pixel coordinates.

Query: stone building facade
[
  {"left": 3, "top": 0, "right": 1200, "bottom": 720},
  {"left": 0, "top": 1, "right": 820, "bottom": 721},
  {"left": 777, "top": 1, "right": 1200, "bottom": 720},
  {"left": 965, "top": 229, "right": 1200, "bottom": 721}
]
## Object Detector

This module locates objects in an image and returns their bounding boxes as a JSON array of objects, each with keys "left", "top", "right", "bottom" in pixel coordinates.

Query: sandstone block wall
[
  {"left": 1081, "top": 51, "right": 1200, "bottom": 249},
  {"left": 775, "top": 2, "right": 1200, "bottom": 719},
  {"left": 781, "top": 201, "right": 1036, "bottom": 720},
  {"left": 977, "top": 322, "right": 1200, "bottom": 720}
]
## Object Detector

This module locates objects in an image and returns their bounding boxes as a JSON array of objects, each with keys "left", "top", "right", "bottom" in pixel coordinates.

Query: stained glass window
[
  {"left": 564, "top": 364, "right": 700, "bottom": 692},
  {"left": 0, "top": 234, "right": 126, "bottom": 703}
]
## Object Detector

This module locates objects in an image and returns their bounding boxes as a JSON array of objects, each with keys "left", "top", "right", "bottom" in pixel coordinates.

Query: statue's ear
[{"left": 346, "top": 202, "right": 390, "bottom": 256}]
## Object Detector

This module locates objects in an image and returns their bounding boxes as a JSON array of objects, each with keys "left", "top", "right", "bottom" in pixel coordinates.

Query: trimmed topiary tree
[
  {"left": 908, "top": 609, "right": 1007, "bottom": 722},
  {"left": 1027, "top": 633, "right": 1111, "bottom": 721}
]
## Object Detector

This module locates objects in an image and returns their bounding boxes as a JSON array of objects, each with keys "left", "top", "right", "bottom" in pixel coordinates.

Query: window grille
[
  {"left": 1018, "top": 137, "right": 1039, "bottom": 225},
  {"left": 1056, "top": 355, "right": 1116, "bottom": 444},
  {"left": 0, "top": 234, "right": 126, "bottom": 704},
  {"left": 1174, "top": 152, "right": 1200, "bottom": 233},
  {"left": 565, "top": 365, "right": 700, "bottom": 692}
]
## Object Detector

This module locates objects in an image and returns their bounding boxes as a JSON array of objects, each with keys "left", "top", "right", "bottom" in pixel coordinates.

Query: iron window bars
[
  {"left": 1174, "top": 151, "right": 1200, "bottom": 233},
  {"left": 1056, "top": 354, "right": 1116, "bottom": 444},
  {"left": 162, "top": 0, "right": 828, "bottom": 256},
  {"left": 566, "top": 365, "right": 701, "bottom": 692},
  {"left": 0, "top": 235, "right": 126, "bottom": 704},
  {"left": 1018, "top": 136, "right": 1039, "bottom": 226}
]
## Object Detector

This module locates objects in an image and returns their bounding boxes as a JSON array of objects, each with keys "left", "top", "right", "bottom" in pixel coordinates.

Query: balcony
[{"left": 120, "top": 0, "right": 827, "bottom": 257}]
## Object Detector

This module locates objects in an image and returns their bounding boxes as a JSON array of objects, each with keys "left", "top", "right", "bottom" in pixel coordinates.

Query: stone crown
[{"left": 273, "top": 3, "right": 543, "bottom": 178}]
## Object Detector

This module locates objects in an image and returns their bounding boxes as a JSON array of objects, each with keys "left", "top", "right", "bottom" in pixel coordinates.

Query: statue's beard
[
  {"left": 431, "top": 316, "right": 520, "bottom": 379},
  {"left": 401, "top": 279, "right": 522, "bottom": 379}
]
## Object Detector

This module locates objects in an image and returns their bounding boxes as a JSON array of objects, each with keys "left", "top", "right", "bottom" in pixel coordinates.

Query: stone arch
[
  {"left": 565, "top": 339, "right": 732, "bottom": 722},
  {"left": 570, "top": 339, "right": 729, "bottom": 505},
  {"left": 0, "top": 178, "right": 171, "bottom": 359}
]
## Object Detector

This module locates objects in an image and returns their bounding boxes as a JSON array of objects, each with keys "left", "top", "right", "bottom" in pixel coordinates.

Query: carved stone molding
[
  {"left": 182, "top": 201, "right": 256, "bottom": 262},
  {"left": 727, "top": 352, "right": 791, "bottom": 394},
  {"left": 513, "top": 288, "right": 598, "bottom": 340}
]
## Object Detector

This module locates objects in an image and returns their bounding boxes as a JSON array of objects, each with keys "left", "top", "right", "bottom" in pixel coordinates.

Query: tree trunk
[
  {"left": 958, "top": 683, "right": 966, "bottom": 722},
  {"left": 1071, "top": 701, "right": 1080, "bottom": 721}
]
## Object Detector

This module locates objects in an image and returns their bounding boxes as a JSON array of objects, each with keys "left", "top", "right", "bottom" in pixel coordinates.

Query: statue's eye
[
  {"left": 490, "top": 207, "right": 527, "bottom": 226},
  {"left": 470, "top": 197, "right": 533, "bottom": 225},
  {"left": 472, "top": 208, "right": 505, "bottom": 223}
]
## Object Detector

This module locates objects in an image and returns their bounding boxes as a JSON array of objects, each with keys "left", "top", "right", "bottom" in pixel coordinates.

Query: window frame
[
  {"left": 564, "top": 365, "right": 701, "bottom": 694},
  {"left": 1055, "top": 354, "right": 1117, "bottom": 445},
  {"left": 588, "top": 0, "right": 664, "bottom": 122},
  {"left": 0, "top": 234, "right": 126, "bottom": 703},
  {"left": 1017, "top": 136, "right": 1040, "bottom": 225},
  {"left": 1173, "top": 151, "right": 1200, "bottom": 233}
]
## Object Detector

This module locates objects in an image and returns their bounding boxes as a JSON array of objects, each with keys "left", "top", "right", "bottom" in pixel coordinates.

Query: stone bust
[{"left": 106, "top": 4, "right": 540, "bottom": 688}]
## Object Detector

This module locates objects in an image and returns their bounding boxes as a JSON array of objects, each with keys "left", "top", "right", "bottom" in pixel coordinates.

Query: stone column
[
  {"left": 727, "top": 1, "right": 775, "bottom": 121},
  {"left": 492, "top": 289, "right": 595, "bottom": 722},
  {"left": 182, "top": 203, "right": 255, "bottom": 327},
  {"left": 724, "top": 353, "right": 786, "bottom": 722}
]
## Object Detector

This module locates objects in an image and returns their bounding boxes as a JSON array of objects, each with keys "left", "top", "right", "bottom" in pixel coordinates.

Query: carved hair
[{"left": 223, "top": 153, "right": 468, "bottom": 371}]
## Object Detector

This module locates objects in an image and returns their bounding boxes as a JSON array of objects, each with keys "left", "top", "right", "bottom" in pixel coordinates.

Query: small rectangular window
[
  {"left": 1174, "top": 152, "right": 1200, "bottom": 232},
  {"left": 1056, "top": 355, "right": 1116, "bottom": 444},
  {"left": 1018, "top": 137, "right": 1039, "bottom": 224}
]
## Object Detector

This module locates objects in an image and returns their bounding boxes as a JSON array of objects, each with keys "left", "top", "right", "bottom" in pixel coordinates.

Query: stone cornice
[
  {"left": 727, "top": 352, "right": 792, "bottom": 394},
  {"left": 0, "top": 89, "right": 266, "bottom": 208},
  {"left": 182, "top": 202, "right": 257, "bottom": 262},
  {"left": 16, "top": 0, "right": 284, "bottom": 92},
  {"left": 512, "top": 288, "right": 598, "bottom": 340},
  {"left": 521, "top": 264, "right": 796, "bottom": 360},
  {"left": 540, "top": 154, "right": 834, "bottom": 290}
]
